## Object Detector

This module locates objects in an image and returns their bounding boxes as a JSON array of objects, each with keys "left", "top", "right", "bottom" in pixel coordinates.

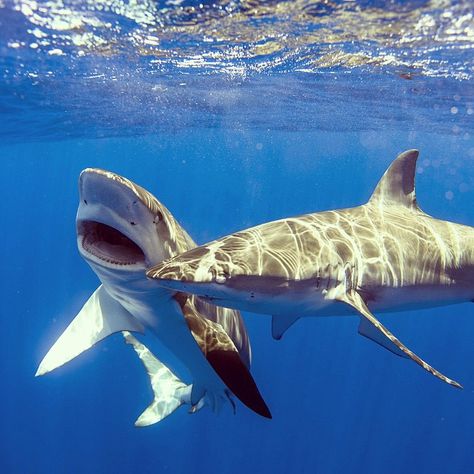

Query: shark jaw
[
  {"left": 76, "top": 168, "right": 167, "bottom": 273},
  {"left": 147, "top": 270, "right": 343, "bottom": 319},
  {"left": 78, "top": 220, "right": 146, "bottom": 269},
  {"left": 147, "top": 278, "right": 242, "bottom": 309}
]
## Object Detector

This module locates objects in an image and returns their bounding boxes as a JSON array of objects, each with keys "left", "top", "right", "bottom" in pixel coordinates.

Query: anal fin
[
  {"left": 329, "top": 287, "right": 462, "bottom": 389},
  {"left": 36, "top": 286, "right": 144, "bottom": 376}
]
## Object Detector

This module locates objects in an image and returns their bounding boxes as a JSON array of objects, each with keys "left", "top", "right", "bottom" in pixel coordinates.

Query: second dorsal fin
[{"left": 368, "top": 149, "right": 420, "bottom": 210}]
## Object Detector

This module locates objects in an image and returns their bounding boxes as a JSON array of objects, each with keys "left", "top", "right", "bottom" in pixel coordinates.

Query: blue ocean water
[{"left": 1, "top": 1, "right": 474, "bottom": 473}]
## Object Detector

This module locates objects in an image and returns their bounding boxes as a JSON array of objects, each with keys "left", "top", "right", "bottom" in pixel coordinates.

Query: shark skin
[
  {"left": 148, "top": 150, "right": 474, "bottom": 389},
  {"left": 36, "top": 169, "right": 271, "bottom": 420},
  {"left": 122, "top": 331, "right": 207, "bottom": 426}
]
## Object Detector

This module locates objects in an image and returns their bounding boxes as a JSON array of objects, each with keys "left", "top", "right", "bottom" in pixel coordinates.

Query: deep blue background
[{"left": 1, "top": 129, "right": 473, "bottom": 473}]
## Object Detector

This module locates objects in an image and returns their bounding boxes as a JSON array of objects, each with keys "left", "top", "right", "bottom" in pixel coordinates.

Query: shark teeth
[{"left": 80, "top": 220, "right": 145, "bottom": 266}]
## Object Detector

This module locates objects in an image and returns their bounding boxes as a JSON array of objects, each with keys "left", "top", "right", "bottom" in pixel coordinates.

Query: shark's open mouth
[{"left": 79, "top": 221, "right": 145, "bottom": 266}]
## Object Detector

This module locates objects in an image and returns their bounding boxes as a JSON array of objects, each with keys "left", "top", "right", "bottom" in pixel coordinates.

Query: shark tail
[{"left": 122, "top": 332, "right": 204, "bottom": 427}]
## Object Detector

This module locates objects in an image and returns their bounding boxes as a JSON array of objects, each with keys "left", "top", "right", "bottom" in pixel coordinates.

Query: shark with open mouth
[
  {"left": 148, "top": 150, "right": 474, "bottom": 389},
  {"left": 36, "top": 168, "right": 271, "bottom": 423}
]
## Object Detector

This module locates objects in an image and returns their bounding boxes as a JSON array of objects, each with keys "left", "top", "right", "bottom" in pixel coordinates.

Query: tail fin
[{"left": 122, "top": 332, "right": 205, "bottom": 426}]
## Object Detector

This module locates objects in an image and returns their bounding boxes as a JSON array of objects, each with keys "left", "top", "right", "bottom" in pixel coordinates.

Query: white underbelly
[
  {"left": 367, "top": 284, "right": 473, "bottom": 314},
  {"left": 207, "top": 283, "right": 473, "bottom": 318},
  {"left": 101, "top": 279, "right": 224, "bottom": 392}
]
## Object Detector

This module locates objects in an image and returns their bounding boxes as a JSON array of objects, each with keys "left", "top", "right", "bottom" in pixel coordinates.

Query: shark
[
  {"left": 123, "top": 331, "right": 206, "bottom": 426},
  {"left": 36, "top": 168, "right": 271, "bottom": 422},
  {"left": 147, "top": 149, "right": 474, "bottom": 389}
]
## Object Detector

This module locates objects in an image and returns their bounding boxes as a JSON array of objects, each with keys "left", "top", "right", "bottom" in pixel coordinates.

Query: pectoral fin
[
  {"left": 206, "top": 349, "right": 271, "bottom": 418},
  {"left": 36, "top": 286, "right": 144, "bottom": 376},
  {"left": 178, "top": 295, "right": 272, "bottom": 419},
  {"left": 358, "top": 317, "right": 408, "bottom": 358},
  {"left": 271, "top": 314, "right": 300, "bottom": 340},
  {"left": 329, "top": 287, "right": 462, "bottom": 389}
]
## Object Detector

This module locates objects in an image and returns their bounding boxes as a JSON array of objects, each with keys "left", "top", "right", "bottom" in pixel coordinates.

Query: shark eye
[
  {"left": 154, "top": 211, "right": 163, "bottom": 224},
  {"left": 215, "top": 272, "right": 228, "bottom": 284},
  {"left": 214, "top": 270, "right": 230, "bottom": 285},
  {"left": 210, "top": 268, "right": 228, "bottom": 283}
]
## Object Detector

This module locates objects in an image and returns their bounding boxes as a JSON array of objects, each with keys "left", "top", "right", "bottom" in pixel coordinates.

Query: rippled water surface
[{"left": 1, "top": 0, "right": 473, "bottom": 141}]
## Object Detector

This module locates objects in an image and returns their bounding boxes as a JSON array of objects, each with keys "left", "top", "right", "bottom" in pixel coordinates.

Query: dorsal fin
[{"left": 368, "top": 149, "right": 420, "bottom": 210}]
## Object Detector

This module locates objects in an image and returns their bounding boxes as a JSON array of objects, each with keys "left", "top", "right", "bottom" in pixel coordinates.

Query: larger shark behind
[{"left": 148, "top": 150, "right": 474, "bottom": 388}]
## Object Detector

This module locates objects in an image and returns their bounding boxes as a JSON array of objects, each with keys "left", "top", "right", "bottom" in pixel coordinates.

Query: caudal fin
[{"left": 122, "top": 332, "right": 204, "bottom": 426}]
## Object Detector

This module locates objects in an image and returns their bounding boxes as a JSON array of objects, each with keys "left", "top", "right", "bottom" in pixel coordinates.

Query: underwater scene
[{"left": 1, "top": 1, "right": 474, "bottom": 473}]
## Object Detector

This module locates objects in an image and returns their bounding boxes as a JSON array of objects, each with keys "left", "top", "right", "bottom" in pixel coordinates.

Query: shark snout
[
  {"left": 147, "top": 245, "right": 234, "bottom": 288},
  {"left": 77, "top": 168, "right": 173, "bottom": 269},
  {"left": 147, "top": 259, "right": 214, "bottom": 285}
]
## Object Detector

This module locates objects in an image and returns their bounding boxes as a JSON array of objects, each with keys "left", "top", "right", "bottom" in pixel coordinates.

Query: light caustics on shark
[
  {"left": 122, "top": 331, "right": 205, "bottom": 426},
  {"left": 36, "top": 168, "right": 271, "bottom": 425},
  {"left": 148, "top": 150, "right": 474, "bottom": 389}
]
